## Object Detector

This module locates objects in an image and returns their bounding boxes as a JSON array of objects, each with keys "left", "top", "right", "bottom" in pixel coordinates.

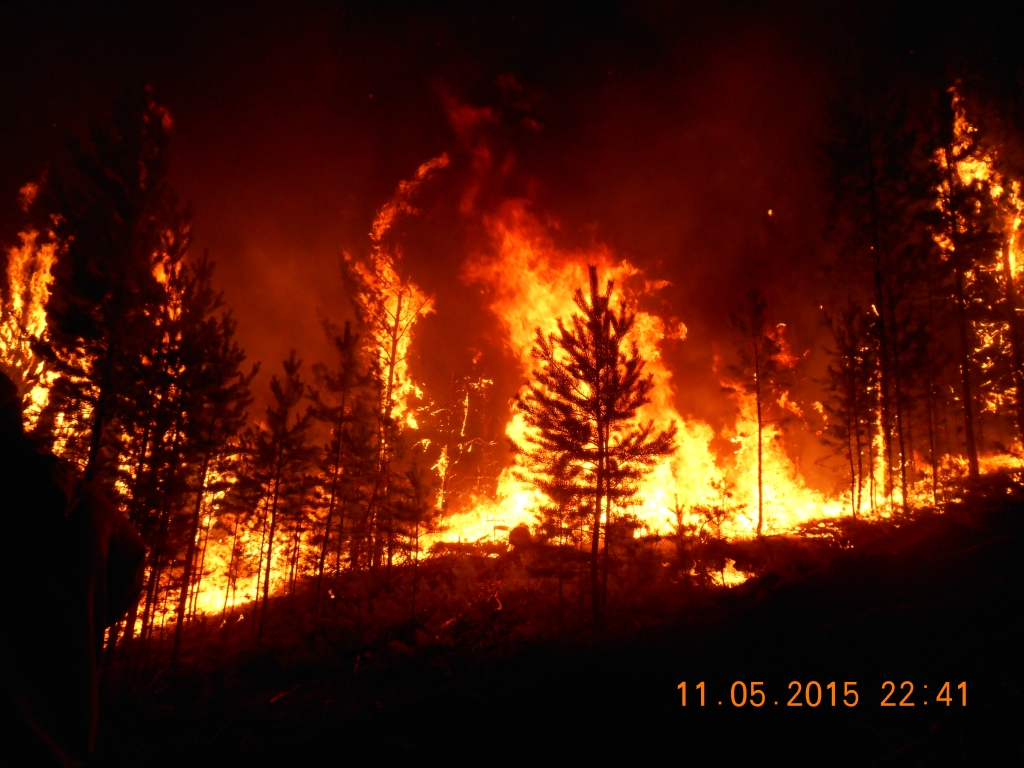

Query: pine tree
[
  {"left": 256, "top": 352, "right": 317, "bottom": 635},
  {"left": 309, "top": 319, "right": 366, "bottom": 604},
  {"left": 389, "top": 460, "right": 438, "bottom": 623},
  {"left": 728, "top": 289, "right": 792, "bottom": 535},
  {"left": 515, "top": 266, "right": 676, "bottom": 625},
  {"left": 219, "top": 426, "right": 271, "bottom": 617},
  {"left": 41, "top": 85, "right": 190, "bottom": 482},
  {"left": 169, "top": 255, "right": 256, "bottom": 662},
  {"left": 342, "top": 247, "right": 432, "bottom": 577},
  {"left": 822, "top": 301, "right": 878, "bottom": 517},
  {"left": 825, "top": 86, "right": 937, "bottom": 512},
  {"left": 338, "top": 393, "right": 381, "bottom": 573},
  {"left": 931, "top": 91, "right": 1003, "bottom": 478}
]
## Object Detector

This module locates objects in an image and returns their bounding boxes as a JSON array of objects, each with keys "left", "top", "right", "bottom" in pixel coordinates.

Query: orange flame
[
  {"left": 352, "top": 155, "right": 445, "bottom": 428},
  {"left": 1, "top": 211, "right": 59, "bottom": 422},
  {"left": 429, "top": 200, "right": 845, "bottom": 548}
]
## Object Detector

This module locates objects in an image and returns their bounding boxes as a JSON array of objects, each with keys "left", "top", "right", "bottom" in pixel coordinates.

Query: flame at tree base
[{"left": 426, "top": 200, "right": 852, "bottom": 550}]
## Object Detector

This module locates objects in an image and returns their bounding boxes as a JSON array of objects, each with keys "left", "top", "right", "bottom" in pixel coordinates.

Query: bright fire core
[
  {"left": 433, "top": 198, "right": 847, "bottom": 547},
  {"left": 6, "top": 92, "right": 1022, "bottom": 626}
]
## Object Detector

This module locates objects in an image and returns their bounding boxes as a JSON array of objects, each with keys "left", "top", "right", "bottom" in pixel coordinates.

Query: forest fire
[
  {"left": 0, "top": 184, "right": 57, "bottom": 424},
  {"left": 3, "top": 88, "right": 1023, "bottom": 633},
  {"left": 440, "top": 198, "right": 844, "bottom": 548},
  {"left": 6, "top": 5, "right": 1024, "bottom": 764}
]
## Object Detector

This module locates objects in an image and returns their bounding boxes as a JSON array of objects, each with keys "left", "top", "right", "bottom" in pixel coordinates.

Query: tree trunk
[
  {"left": 410, "top": 521, "right": 419, "bottom": 624},
  {"left": 601, "top": 491, "right": 612, "bottom": 610},
  {"left": 754, "top": 340, "right": 764, "bottom": 536},
  {"left": 1000, "top": 239, "right": 1024, "bottom": 444},
  {"left": 868, "top": 405, "right": 876, "bottom": 513},
  {"left": 252, "top": 496, "right": 269, "bottom": 624},
  {"left": 334, "top": 495, "right": 349, "bottom": 578},
  {"left": 259, "top": 447, "right": 284, "bottom": 636},
  {"left": 557, "top": 507, "right": 564, "bottom": 631},
  {"left": 925, "top": 367, "right": 939, "bottom": 506},
  {"left": 173, "top": 447, "right": 212, "bottom": 663},
  {"left": 853, "top": 381, "right": 864, "bottom": 518},
  {"left": 943, "top": 147, "right": 980, "bottom": 478},
  {"left": 893, "top": 368, "right": 910, "bottom": 514},
  {"left": 847, "top": 418, "right": 857, "bottom": 518},
  {"left": 85, "top": 338, "right": 118, "bottom": 481},
  {"left": 223, "top": 510, "right": 244, "bottom": 617},
  {"left": 190, "top": 518, "right": 212, "bottom": 619},
  {"left": 865, "top": 135, "right": 897, "bottom": 504},
  {"left": 317, "top": 391, "right": 347, "bottom": 605},
  {"left": 952, "top": 262, "right": 980, "bottom": 477}
]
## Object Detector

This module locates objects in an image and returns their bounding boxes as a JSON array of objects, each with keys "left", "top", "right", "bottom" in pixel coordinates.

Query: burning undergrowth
[{"left": 2, "top": 84, "right": 1023, "bottom": 650}]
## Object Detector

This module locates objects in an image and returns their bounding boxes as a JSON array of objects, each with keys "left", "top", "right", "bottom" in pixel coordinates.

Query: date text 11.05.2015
[{"left": 677, "top": 681, "right": 967, "bottom": 708}]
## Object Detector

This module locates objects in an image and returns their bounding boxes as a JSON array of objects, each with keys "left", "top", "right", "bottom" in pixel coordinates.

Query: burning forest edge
[{"left": 2, "top": 63, "right": 1024, "bottom": 761}]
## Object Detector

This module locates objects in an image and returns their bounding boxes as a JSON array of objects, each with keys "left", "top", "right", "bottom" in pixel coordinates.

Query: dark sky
[{"left": 1, "top": 1, "right": 1017, "bottom": 484}]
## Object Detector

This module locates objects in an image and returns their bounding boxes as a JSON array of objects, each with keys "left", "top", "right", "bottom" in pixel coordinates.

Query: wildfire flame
[
  {"left": 10, "top": 85, "right": 1023, "bottom": 630},
  {"left": 348, "top": 155, "right": 445, "bottom": 428},
  {"left": 190, "top": 157, "right": 446, "bottom": 619},
  {"left": 429, "top": 199, "right": 845, "bottom": 548},
  {"left": 0, "top": 187, "right": 59, "bottom": 422}
]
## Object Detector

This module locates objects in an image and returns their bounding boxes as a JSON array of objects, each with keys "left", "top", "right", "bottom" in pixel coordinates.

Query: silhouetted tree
[
  {"left": 930, "top": 91, "right": 1004, "bottom": 478},
  {"left": 256, "top": 352, "right": 316, "bottom": 635},
  {"left": 342, "top": 247, "right": 432, "bottom": 577},
  {"left": 390, "top": 460, "right": 438, "bottom": 623},
  {"left": 826, "top": 84, "right": 937, "bottom": 511},
  {"left": 169, "top": 255, "right": 256, "bottom": 662},
  {"left": 822, "top": 301, "right": 878, "bottom": 517},
  {"left": 309, "top": 319, "right": 366, "bottom": 604},
  {"left": 41, "top": 86, "right": 190, "bottom": 482},
  {"left": 728, "top": 289, "right": 792, "bottom": 535},
  {"left": 515, "top": 266, "right": 676, "bottom": 625}
]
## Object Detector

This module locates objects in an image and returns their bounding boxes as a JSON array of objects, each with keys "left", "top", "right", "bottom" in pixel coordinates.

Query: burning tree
[
  {"left": 254, "top": 351, "right": 317, "bottom": 635},
  {"left": 168, "top": 256, "right": 257, "bottom": 660},
  {"left": 728, "top": 289, "right": 793, "bottom": 536},
  {"left": 826, "top": 86, "right": 935, "bottom": 513},
  {"left": 309, "top": 319, "right": 366, "bottom": 603},
  {"left": 339, "top": 155, "right": 441, "bottom": 577},
  {"left": 824, "top": 81, "right": 1024, "bottom": 510},
  {"left": 930, "top": 87, "right": 1024, "bottom": 477},
  {"left": 822, "top": 300, "right": 879, "bottom": 516},
  {"left": 931, "top": 91, "right": 1003, "bottom": 480},
  {"left": 515, "top": 266, "right": 676, "bottom": 624},
  {"left": 40, "top": 86, "right": 191, "bottom": 480}
]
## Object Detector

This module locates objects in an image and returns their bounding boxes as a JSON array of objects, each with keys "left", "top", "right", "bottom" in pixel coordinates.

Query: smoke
[{"left": 2, "top": 2, "right": 933, "bottom": 493}]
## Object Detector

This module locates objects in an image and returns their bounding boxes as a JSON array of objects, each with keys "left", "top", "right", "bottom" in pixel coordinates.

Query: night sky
[{"left": 2, "top": 1, "right": 1019, "bottom": 488}]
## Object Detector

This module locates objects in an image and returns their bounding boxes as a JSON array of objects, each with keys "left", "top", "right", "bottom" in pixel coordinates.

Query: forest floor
[{"left": 96, "top": 474, "right": 1023, "bottom": 766}]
